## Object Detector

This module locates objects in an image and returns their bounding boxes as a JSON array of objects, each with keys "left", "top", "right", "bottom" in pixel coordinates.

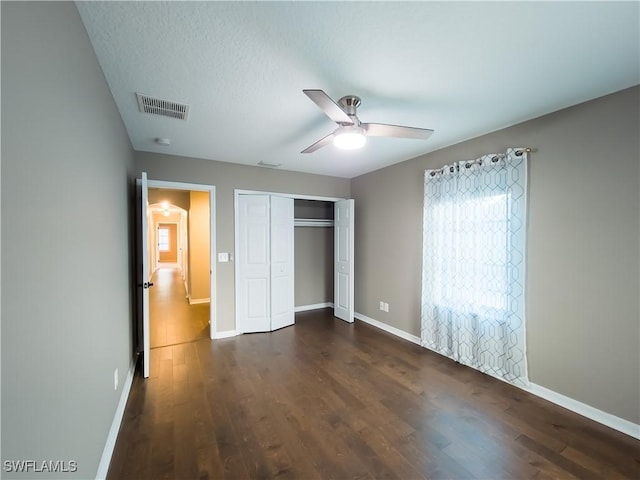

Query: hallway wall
[
  {"left": 148, "top": 188, "right": 190, "bottom": 211},
  {"left": 188, "top": 191, "right": 211, "bottom": 303}
]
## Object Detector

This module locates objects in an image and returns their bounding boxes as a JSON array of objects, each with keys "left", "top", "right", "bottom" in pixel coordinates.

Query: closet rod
[{"left": 294, "top": 218, "right": 334, "bottom": 227}]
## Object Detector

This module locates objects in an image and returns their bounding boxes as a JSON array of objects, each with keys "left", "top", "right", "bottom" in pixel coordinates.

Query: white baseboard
[
  {"left": 353, "top": 311, "right": 640, "bottom": 440},
  {"left": 295, "top": 302, "right": 334, "bottom": 312},
  {"left": 525, "top": 382, "right": 640, "bottom": 440},
  {"left": 213, "top": 329, "right": 237, "bottom": 339},
  {"left": 354, "top": 311, "right": 421, "bottom": 345},
  {"left": 95, "top": 358, "right": 136, "bottom": 479},
  {"left": 188, "top": 297, "right": 210, "bottom": 305}
]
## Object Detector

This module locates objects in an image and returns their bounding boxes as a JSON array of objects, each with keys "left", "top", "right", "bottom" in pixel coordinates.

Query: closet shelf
[{"left": 294, "top": 218, "right": 334, "bottom": 227}]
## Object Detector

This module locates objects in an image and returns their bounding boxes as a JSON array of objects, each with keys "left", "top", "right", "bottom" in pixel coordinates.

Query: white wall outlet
[
  {"left": 218, "top": 252, "right": 229, "bottom": 262},
  {"left": 379, "top": 301, "right": 385, "bottom": 311},
  {"left": 384, "top": 303, "right": 390, "bottom": 312},
  {"left": 114, "top": 368, "right": 119, "bottom": 391}
]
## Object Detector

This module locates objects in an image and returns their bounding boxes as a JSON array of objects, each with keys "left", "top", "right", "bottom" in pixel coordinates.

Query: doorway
[
  {"left": 138, "top": 177, "right": 217, "bottom": 378},
  {"left": 147, "top": 194, "right": 209, "bottom": 348}
]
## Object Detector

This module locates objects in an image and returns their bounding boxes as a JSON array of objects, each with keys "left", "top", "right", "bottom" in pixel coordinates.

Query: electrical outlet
[
  {"left": 384, "top": 303, "right": 390, "bottom": 312},
  {"left": 114, "top": 368, "right": 119, "bottom": 391},
  {"left": 380, "top": 301, "right": 385, "bottom": 311}
]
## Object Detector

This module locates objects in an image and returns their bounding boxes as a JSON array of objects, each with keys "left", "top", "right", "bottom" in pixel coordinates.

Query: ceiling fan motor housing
[{"left": 338, "top": 95, "right": 362, "bottom": 117}]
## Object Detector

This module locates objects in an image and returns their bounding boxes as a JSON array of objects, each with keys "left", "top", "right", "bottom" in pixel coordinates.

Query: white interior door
[
  {"left": 237, "top": 195, "right": 271, "bottom": 333},
  {"left": 270, "top": 196, "right": 294, "bottom": 330},
  {"left": 334, "top": 199, "right": 354, "bottom": 322},
  {"left": 140, "top": 172, "right": 151, "bottom": 378}
]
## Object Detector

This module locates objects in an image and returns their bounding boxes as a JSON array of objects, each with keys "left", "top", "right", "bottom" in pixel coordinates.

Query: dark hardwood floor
[
  {"left": 108, "top": 309, "right": 640, "bottom": 479},
  {"left": 150, "top": 266, "right": 210, "bottom": 348}
]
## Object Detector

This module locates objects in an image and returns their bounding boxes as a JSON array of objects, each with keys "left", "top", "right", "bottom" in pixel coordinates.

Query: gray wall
[
  {"left": 134, "top": 153, "right": 350, "bottom": 332},
  {"left": 294, "top": 200, "right": 334, "bottom": 307},
  {"left": 295, "top": 199, "right": 334, "bottom": 219},
  {"left": 351, "top": 86, "right": 640, "bottom": 424},
  {"left": 295, "top": 226, "right": 334, "bottom": 306},
  {"left": 1, "top": 2, "right": 135, "bottom": 478}
]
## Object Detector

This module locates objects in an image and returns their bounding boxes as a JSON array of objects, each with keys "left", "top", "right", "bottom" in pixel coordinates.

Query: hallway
[{"left": 150, "top": 267, "right": 210, "bottom": 348}]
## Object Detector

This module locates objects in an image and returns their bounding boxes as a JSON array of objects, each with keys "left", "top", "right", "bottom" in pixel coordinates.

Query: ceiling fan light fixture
[
  {"left": 301, "top": 90, "right": 433, "bottom": 154},
  {"left": 333, "top": 126, "right": 366, "bottom": 150}
]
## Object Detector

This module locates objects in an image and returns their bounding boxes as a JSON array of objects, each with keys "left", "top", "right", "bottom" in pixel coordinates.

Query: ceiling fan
[{"left": 301, "top": 89, "right": 434, "bottom": 154}]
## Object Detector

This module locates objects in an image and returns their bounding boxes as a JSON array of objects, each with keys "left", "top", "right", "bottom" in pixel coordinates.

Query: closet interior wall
[{"left": 294, "top": 200, "right": 334, "bottom": 308}]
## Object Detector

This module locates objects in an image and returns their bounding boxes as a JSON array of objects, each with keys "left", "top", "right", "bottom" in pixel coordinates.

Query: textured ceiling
[{"left": 76, "top": 1, "right": 639, "bottom": 179}]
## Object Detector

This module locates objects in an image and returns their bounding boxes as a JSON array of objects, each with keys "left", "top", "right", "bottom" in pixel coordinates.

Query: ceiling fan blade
[
  {"left": 364, "top": 123, "right": 434, "bottom": 140},
  {"left": 301, "top": 132, "right": 334, "bottom": 154},
  {"left": 303, "top": 90, "right": 353, "bottom": 125}
]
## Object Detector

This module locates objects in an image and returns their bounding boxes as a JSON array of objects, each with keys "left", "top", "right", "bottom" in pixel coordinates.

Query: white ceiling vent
[
  {"left": 257, "top": 161, "right": 282, "bottom": 168},
  {"left": 136, "top": 93, "right": 189, "bottom": 120}
]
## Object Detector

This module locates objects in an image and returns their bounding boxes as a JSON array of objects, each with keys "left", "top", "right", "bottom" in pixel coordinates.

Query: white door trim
[{"left": 146, "top": 179, "right": 217, "bottom": 340}]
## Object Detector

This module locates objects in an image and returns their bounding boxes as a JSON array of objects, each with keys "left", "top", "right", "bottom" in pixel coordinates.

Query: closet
[
  {"left": 235, "top": 193, "right": 354, "bottom": 334},
  {"left": 294, "top": 199, "right": 334, "bottom": 309}
]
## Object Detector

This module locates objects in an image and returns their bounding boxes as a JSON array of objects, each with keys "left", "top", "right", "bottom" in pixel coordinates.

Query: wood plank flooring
[
  {"left": 108, "top": 309, "right": 640, "bottom": 479},
  {"left": 150, "top": 266, "right": 209, "bottom": 348}
]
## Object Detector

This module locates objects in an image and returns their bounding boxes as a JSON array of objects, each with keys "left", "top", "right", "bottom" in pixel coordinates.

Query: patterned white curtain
[{"left": 421, "top": 148, "right": 528, "bottom": 386}]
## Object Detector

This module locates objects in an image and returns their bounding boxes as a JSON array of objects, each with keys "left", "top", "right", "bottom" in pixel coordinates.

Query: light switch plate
[{"left": 218, "top": 252, "right": 229, "bottom": 262}]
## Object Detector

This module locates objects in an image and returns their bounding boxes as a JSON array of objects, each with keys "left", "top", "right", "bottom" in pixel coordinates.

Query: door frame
[
  {"left": 145, "top": 179, "right": 217, "bottom": 340},
  {"left": 234, "top": 189, "right": 349, "bottom": 332}
]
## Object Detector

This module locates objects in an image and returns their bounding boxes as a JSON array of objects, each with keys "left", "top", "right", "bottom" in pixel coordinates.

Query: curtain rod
[
  {"left": 428, "top": 147, "right": 535, "bottom": 176},
  {"left": 515, "top": 147, "right": 535, "bottom": 156}
]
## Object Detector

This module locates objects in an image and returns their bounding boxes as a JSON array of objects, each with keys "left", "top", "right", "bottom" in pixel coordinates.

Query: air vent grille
[
  {"left": 258, "top": 161, "right": 282, "bottom": 168},
  {"left": 136, "top": 93, "right": 189, "bottom": 120}
]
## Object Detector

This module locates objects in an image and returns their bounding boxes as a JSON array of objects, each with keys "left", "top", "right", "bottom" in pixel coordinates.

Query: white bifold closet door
[
  {"left": 334, "top": 199, "right": 354, "bottom": 322},
  {"left": 237, "top": 195, "right": 294, "bottom": 333},
  {"left": 270, "top": 196, "right": 296, "bottom": 330}
]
